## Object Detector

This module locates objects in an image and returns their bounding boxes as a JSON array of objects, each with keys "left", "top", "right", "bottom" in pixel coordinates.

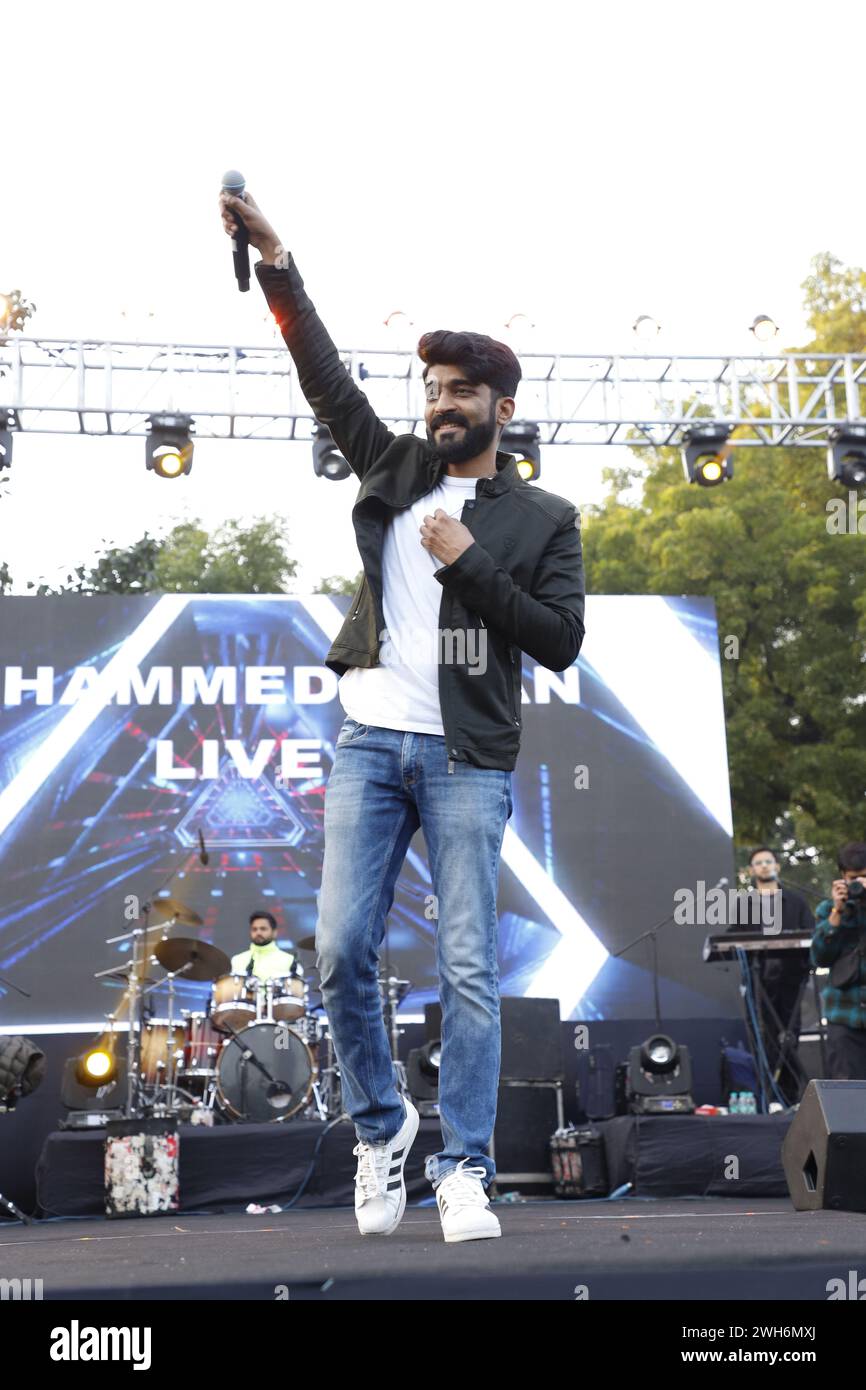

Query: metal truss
[{"left": 1, "top": 335, "right": 865, "bottom": 447}]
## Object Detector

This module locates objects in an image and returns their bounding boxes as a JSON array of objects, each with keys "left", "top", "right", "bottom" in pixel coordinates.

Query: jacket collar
[
  {"left": 428, "top": 447, "right": 522, "bottom": 498},
  {"left": 356, "top": 438, "right": 521, "bottom": 513}
]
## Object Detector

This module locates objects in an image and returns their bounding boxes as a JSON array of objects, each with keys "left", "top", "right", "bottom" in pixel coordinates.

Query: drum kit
[{"left": 96, "top": 900, "right": 410, "bottom": 1127}]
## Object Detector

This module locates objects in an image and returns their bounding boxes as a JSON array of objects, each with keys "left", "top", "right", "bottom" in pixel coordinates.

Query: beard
[{"left": 427, "top": 401, "right": 498, "bottom": 466}]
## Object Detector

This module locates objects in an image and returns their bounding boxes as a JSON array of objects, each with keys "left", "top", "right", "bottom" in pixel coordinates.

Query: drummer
[{"left": 230, "top": 910, "right": 300, "bottom": 981}]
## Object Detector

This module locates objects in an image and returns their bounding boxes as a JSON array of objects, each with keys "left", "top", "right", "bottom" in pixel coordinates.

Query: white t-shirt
[{"left": 338, "top": 473, "right": 480, "bottom": 734}]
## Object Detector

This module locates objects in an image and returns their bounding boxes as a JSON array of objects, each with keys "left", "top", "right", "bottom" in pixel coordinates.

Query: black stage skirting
[
  {"left": 36, "top": 1117, "right": 438, "bottom": 1218},
  {"left": 601, "top": 1112, "right": 793, "bottom": 1197},
  {"left": 35, "top": 1110, "right": 793, "bottom": 1217}
]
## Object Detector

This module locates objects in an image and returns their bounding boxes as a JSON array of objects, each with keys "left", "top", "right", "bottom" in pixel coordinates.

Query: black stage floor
[{"left": 3, "top": 1197, "right": 866, "bottom": 1300}]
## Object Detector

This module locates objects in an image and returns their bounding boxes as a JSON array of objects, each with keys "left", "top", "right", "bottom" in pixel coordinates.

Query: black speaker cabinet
[
  {"left": 782, "top": 1079, "right": 866, "bottom": 1212},
  {"left": 425, "top": 996, "right": 563, "bottom": 1081},
  {"left": 489, "top": 1079, "right": 565, "bottom": 1195}
]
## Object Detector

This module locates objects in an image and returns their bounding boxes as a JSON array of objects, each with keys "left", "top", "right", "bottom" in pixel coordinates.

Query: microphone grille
[{"left": 221, "top": 169, "right": 245, "bottom": 193}]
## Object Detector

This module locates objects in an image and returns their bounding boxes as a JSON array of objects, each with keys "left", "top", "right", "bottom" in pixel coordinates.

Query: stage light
[
  {"left": 633, "top": 314, "right": 661, "bottom": 342},
  {"left": 501, "top": 420, "right": 541, "bottom": 481},
  {"left": 146, "top": 412, "right": 194, "bottom": 478},
  {"left": 681, "top": 424, "right": 733, "bottom": 487},
  {"left": 406, "top": 1037, "right": 441, "bottom": 1114},
  {"left": 312, "top": 422, "right": 351, "bottom": 481},
  {"left": 749, "top": 314, "right": 779, "bottom": 344},
  {"left": 419, "top": 1039, "right": 441, "bottom": 1078},
  {"left": 827, "top": 425, "right": 866, "bottom": 490},
  {"left": 640, "top": 1034, "right": 679, "bottom": 1073},
  {"left": 76, "top": 1036, "right": 118, "bottom": 1087},
  {"left": 620, "top": 1033, "right": 695, "bottom": 1114}
]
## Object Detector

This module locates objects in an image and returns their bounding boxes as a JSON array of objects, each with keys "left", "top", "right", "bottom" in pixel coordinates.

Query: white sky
[{"left": 2, "top": 0, "right": 864, "bottom": 593}]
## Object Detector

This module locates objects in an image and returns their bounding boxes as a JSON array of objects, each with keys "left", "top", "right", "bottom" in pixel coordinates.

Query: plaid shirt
[{"left": 810, "top": 897, "right": 866, "bottom": 1029}]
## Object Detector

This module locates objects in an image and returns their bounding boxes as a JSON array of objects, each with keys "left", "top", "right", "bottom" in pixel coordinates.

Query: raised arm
[{"left": 220, "top": 189, "right": 395, "bottom": 481}]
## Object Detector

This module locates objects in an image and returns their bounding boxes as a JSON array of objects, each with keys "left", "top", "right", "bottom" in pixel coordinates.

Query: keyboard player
[{"left": 727, "top": 847, "right": 814, "bottom": 1099}]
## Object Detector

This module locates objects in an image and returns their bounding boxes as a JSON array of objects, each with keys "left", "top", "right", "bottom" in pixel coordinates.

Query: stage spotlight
[
  {"left": 312, "top": 422, "right": 351, "bottom": 481},
  {"left": 827, "top": 425, "right": 866, "bottom": 490},
  {"left": 633, "top": 314, "right": 661, "bottom": 342},
  {"left": 620, "top": 1033, "right": 695, "bottom": 1114},
  {"left": 406, "top": 1037, "right": 441, "bottom": 1114},
  {"left": 681, "top": 424, "right": 733, "bottom": 487},
  {"left": 501, "top": 421, "right": 541, "bottom": 481},
  {"left": 76, "top": 1036, "right": 118, "bottom": 1088},
  {"left": 749, "top": 314, "right": 779, "bottom": 344},
  {"left": 146, "top": 412, "right": 194, "bottom": 478}
]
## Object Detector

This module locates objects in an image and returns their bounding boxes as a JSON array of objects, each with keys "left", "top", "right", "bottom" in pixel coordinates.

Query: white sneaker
[
  {"left": 435, "top": 1158, "right": 502, "bottom": 1243},
  {"left": 353, "top": 1099, "right": 419, "bottom": 1236}
]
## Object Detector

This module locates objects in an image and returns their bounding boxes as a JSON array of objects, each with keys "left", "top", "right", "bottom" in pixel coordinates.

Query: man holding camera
[{"left": 810, "top": 842, "right": 866, "bottom": 1080}]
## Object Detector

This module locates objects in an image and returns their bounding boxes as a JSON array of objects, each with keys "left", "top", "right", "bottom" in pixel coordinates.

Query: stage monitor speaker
[
  {"left": 781, "top": 1079, "right": 866, "bottom": 1212},
  {"left": 425, "top": 996, "right": 563, "bottom": 1080}
]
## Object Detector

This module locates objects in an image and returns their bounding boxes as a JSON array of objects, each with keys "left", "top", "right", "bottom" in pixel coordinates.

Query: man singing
[{"left": 220, "top": 189, "right": 585, "bottom": 1243}]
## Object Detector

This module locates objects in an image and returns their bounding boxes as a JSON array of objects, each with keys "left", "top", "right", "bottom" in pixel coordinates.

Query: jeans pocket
[{"left": 336, "top": 717, "right": 369, "bottom": 748}]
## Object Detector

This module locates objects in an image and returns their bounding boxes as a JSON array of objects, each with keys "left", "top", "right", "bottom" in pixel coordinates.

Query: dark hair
[
  {"left": 249, "top": 909, "right": 278, "bottom": 932},
  {"left": 838, "top": 842, "right": 866, "bottom": 873},
  {"left": 417, "top": 330, "right": 521, "bottom": 403},
  {"left": 748, "top": 846, "right": 778, "bottom": 864}
]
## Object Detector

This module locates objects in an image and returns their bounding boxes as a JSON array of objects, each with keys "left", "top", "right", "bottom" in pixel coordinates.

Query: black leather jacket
[{"left": 255, "top": 258, "right": 586, "bottom": 771}]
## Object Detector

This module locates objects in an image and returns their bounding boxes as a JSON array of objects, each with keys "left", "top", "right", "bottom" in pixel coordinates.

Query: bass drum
[{"left": 215, "top": 1021, "right": 316, "bottom": 1123}]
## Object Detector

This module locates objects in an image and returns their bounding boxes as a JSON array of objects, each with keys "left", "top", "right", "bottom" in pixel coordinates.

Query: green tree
[
  {"left": 28, "top": 518, "right": 298, "bottom": 595},
  {"left": 583, "top": 252, "right": 866, "bottom": 869},
  {"left": 314, "top": 571, "right": 363, "bottom": 595},
  {"left": 153, "top": 518, "right": 297, "bottom": 593}
]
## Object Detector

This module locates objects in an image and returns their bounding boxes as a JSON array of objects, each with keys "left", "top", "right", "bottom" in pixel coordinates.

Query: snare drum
[
  {"left": 139, "top": 1018, "right": 185, "bottom": 1086},
  {"left": 211, "top": 973, "right": 259, "bottom": 1032}
]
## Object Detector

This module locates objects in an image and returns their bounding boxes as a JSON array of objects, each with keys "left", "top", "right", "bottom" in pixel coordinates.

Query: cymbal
[
  {"left": 99, "top": 970, "right": 158, "bottom": 987},
  {"left": 154, "top": 936, "right": 230, "bottom": 982},
  {"left": 296, "top": 934, "right": 318, "bottom": 953},
  {"left": 151, "top": 898, "right": 203, "bottom": 928}
]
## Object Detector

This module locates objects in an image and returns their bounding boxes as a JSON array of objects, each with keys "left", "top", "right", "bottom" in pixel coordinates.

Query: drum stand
[
  {"left": 380, "top": 972, "right": 412, "bottom": 1103},
  {"left": 309, "top": 1018, "right": 342, "bottom": 1121},
  {"left": 145, "top": 962, "right": 200, "bottom": 1113}
]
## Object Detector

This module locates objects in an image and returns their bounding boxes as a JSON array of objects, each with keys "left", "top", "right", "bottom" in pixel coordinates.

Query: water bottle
[{"left": 730, "top": 1092, "right": 741, "bottom": 1114}]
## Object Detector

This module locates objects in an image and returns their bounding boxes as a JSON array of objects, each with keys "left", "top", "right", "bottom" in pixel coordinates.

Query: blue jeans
[{"left": 316, "top": 717, "right": 513, "bottom": 1188}]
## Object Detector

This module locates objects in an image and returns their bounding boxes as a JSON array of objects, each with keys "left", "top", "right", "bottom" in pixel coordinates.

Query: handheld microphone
[
  {"left": 197, "top": 828, "right": 209, "bottom": 866},
  {"left": 221, "top": 169, "right": 250, "bottom": 292}
]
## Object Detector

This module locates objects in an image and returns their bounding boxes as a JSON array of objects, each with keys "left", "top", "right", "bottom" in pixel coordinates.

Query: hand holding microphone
[{"left": 219, "top": 172, "right": 284, "bottom": 287}]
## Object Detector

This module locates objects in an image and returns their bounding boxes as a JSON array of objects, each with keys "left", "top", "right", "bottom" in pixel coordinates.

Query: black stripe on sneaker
[{"left": 391, "top": 1148, "right": 404, "bottom": 1160}]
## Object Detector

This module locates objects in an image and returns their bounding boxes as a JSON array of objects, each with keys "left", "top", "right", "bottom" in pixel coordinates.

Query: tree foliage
[
  {"left": 583, "top": 252, "right": 866, "bottom": 870},
  {"left": 27, "top": 517, "right": 298, "bottom": 595}
]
